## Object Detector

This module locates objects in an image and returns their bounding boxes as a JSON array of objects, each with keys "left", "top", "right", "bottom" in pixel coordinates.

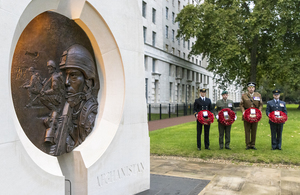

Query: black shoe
[
  {"left": 246, "top": 146, "right": 250, "bottom": 150},
  {"left": 219, "top": 147, "right": 223, "bottom": 150},
  {"left": 271, "top": 148, "right": 276, "bottom": 150},
  {"left": 278, "top": 148, "right": 282, "bottom": 150},
  {"left": 197, "top": 148, "right": 201, "bottom": 151},
  {"left": 205, "top": 148, "right": 211, "bottom": 150},
  {"left": 225, "top": 147, "right": 231, "bottom": 150},
  {"left": 252, "top": 147, "right": 257, "bottom": 150}
]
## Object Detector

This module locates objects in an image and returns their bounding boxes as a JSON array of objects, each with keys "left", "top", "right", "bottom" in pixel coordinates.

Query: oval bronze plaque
[{"left": 11, "top": 11, "right": 99, "bottom": 156}]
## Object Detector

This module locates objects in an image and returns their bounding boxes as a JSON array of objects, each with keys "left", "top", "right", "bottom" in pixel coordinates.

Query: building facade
[{"left": 142, "top": 0, "right": 242, "bottom": 106}]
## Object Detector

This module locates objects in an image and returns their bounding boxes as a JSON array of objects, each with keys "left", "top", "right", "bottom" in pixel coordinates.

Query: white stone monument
[{"left": 0, "top": 0, "right": 150, "bottom": 194}]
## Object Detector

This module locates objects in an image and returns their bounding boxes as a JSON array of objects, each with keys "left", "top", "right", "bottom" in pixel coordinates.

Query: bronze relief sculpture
[{"left": 11, "top": 12, "right": 99, "bottom": 156}]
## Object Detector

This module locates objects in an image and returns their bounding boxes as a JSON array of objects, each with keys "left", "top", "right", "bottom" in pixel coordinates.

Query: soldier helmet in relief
[
  {"left": 59, "top": 44, "right": 96, "bottom": 80},
  {"left": 200, "top": 88, "right": 207, "bottom": 93},
  {"left": 272, "top": 89, "right": 280, "bottom": 95},
  {"left": 28, "top": 67, "right": 35, "bottom": 72},
  {"left": 47, "top": 60, "right": 56, "bottom": 68},
  {"left": 221, "top": 90, "right": 228, "bottom": 95},
  {"left": 247, "top": 82, "right": 256, "bottom": 87}
]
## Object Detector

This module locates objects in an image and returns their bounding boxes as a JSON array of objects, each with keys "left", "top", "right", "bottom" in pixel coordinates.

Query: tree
[{"left": 176, "top": 0, "right": 300, "bottom": 91}]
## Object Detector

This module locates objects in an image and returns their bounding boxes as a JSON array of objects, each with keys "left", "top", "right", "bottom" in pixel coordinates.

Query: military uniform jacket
[
  {"left": 193, "top": 97, "right": 212, "bottom": 116},
  {"left": 266, "top": 99, "right": 287, "bottom": 123},
  {"left": 214, "top": 99, "right": 236, "bottom": 116},
  {"left": 240, "top": 92, "right": 263, "bottom": 121}
]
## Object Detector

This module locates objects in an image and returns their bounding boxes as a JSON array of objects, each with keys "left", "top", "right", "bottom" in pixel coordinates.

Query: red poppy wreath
[
  {"left": 218, "top": 108, "right": 236, "bottom": 126},
  {"left": 269, "top": 111, "right": 288, "bottom": 124},
  {"left": 243, "top": 108, "right": 262, "bottom": 123},
  {"left": 197, "top": 110, "right": 214, "bottom": 125}
]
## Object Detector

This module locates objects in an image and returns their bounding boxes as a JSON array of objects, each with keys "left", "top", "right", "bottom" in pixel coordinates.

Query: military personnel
[
  {"left": 240, "top": 82, "right": 263, "bottom": 150},
  {"left": 266, "top": 90, "right": 287, "bottom": 150},
  {"left": 215, "top": 91, "right": 236, "bottom": 150},
  {"left": 193, "top": 88, "right": 213, "bottom": 150}
]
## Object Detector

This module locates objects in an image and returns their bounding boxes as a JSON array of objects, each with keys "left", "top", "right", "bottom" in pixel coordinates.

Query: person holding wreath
[
  {"left": 240, "top": 82, "right": 263, "bottom": 150},
  {"left": 193, "top": 88, "right": 213, "bottom": 150},
  {"left": 266, "top": 90, "right": 287, "bottom": 150},
  {"left": 215, "top": 91, "right": 236, "bottom": 150}
]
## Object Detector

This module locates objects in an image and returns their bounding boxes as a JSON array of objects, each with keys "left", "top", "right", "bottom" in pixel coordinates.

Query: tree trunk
[
  {"left": 250, "top": 35, "right": 259, "bottom": 83},
  {"left": 298, "top": 103, "right": 300, "bottom": 110}
]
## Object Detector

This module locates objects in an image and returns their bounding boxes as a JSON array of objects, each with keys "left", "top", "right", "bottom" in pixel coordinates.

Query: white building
[{"left": 142, "top": 0, "right": 242, "bottom": 106}]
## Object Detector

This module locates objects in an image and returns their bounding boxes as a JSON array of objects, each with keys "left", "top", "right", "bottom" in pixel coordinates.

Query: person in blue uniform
[
  {"left": 193, "top": 88, "right": 213, "bottom": 150},
  {"left": 266, "top": 89, "right": 287, "bottom": 150}
]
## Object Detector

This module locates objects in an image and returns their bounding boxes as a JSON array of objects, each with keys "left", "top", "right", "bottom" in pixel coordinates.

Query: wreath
[
  {"left": 269, "top": 111, "right": 288, "bottom": 124},
  {"left": 243, "top": 108, "right": 262, "bottom": 123},
  {"left": 218, "top": 108, "right": 236, "bottom": 126},
  {"left": 197, "top": 110, "right": 214, "bottom": 125}
]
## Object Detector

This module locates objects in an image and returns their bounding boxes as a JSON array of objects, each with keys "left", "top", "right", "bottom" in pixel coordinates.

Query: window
[
  {"left": 196, "top": 59, "right": 198, "bottom": 65},
  {"left": 172, "top": 0, "right": 175, "bottom": 7},
  {"left": 169, "top": 64, "right": 172, "bottom": 76},
  {"left": 172, "top": 12, "right": 175, "bottom": 24},
  {"left": 183, "top": 52, "right": 185, "bottom": 59},
  {"left": 178, "top": 1, "right": 181, "bottom": 11},
  {"left": 165, "top": 44, "right": 169, "bottom": 52},
  {"left": 192, "top": 57, "right": 194, "bottom": 62},
  {"left": 152, "top": 8, "right": 156, "bottom": 24},
  {"left": 182, "top": 68, "right": 184, "bottom": 78},
  {"left": 165, "top": 25, "right": 169, "bottom": 38},
  {"left": 177, "top": 37, "right": 180, "bottom": 45},
  {"left": 170, "top": 83, "right": 173, "bottom": 102},
  {"left": 166, "top": 7, "right": 169, "bottom": 19},
  {"left": 154, "top": 80, "right": 158, "bottom": 103},
  {"left": 145, "top": 78, "right": 148, "bottom": 103},
  {"left": 142, "top": 1, "right": 147, "bottom": 18},
  {"left": 199, "top": 60, "right": 202, "bottom": 66},
  {"left": 188, "top": 40, "right": 190, "bottom": 49},
  {"left": 200, "top": 74, "right": 202, "bottom": 83},
  {"left": 178, "top": 50, "right": 180, "bottom": 57},
  {"left": 152, "top": 59, "right": 156, "bottom": 72},
  {"left": 144, "top": 56, "right": 147, "bottom": 71},
  {"left": 207, "top": 76, "right": 209, "bottom": 84},
  {"left": 152, "top": 31, "right": 156, "bottom": 46},
  {"left": 183, "top": 37, "right": 185, "bottom": 48},
  {"left": 172, "top": 47, "right": 175, "bottom": 54},
  {"left": 143, "top": 26, "right": 147, "bottom": 43},
  {"left": 182, "top": 84, "right": 185, "bottom": 102},
  {"left": 172, "top": 29, "right": 175, "bottom": 42}
]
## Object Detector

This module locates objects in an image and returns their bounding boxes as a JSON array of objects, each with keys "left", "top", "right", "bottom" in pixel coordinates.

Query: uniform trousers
[
  {"left": 218, "top": 122, "right": 231, "bottom": 148},
  {"left": 270, "top": 122, "right": 283, "bottom": 149},
  {"left": 196, "top": 121, "right": 210, "bottom": 149},
  {"left": 244, "top": 121, "right": 258, "bottom": 147}
]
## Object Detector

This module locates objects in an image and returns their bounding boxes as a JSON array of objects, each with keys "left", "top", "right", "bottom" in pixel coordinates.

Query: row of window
[{"left": 145, "top": 56, "right": 208, "bottom": 83}]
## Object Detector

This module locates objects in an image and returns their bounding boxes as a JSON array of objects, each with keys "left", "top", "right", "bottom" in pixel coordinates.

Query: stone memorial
[{"left": 0, "top": 0, "right": 149, "bottom": 194}]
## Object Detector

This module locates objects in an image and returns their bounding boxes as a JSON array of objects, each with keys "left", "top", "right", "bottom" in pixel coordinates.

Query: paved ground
[
  {"left": 147, "top": 116, "right": 300, "bottom": 195},
  {"left": 150, "top": 156, "right": 300, "bottom": 195},
  {"left": 148, "top": 115, "right": 195, "bottom": 131}
]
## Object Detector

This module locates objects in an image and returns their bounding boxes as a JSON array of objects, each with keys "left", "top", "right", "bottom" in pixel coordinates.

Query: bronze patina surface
[{"left": 11, "top": 11, "right": 99, "bottom": 156}]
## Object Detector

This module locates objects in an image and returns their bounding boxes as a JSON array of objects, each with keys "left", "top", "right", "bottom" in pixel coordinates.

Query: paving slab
[{"left": 150, "top": 156, "right": 300, "bottom": 195}]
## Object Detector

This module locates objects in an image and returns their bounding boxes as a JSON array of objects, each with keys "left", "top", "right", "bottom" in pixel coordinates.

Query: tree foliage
[{"left": 176, "top": 0, "right": 300, "bottom": 91}]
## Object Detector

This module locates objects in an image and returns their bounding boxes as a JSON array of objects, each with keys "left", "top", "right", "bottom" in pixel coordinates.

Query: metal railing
[
  {"left": 147, "top": 103, "right": 194, "bottom": 121},
  {"left": 147, "top": 102, "right": 240, "bottom": 121}
]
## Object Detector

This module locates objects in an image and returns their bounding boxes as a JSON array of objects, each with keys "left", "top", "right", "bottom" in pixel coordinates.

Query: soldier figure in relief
[
  {"left": 22, "top": 67, "right": 43, "bottom": 105},
  {"left": 40, "top": 60, "right": 65, "bottom": 144},
  {"left": 59, "top": 44, "right": 98, "bottom": 152}
]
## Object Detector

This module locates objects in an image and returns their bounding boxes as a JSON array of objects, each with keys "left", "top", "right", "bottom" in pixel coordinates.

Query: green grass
[{"left": 150, "top": 104, "right": 300, "bottom": 165}]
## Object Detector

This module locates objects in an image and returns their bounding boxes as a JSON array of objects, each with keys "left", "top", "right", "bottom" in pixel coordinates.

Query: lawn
[{"left": 150, "top": 104, "right": 300, "bottom": 165}]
